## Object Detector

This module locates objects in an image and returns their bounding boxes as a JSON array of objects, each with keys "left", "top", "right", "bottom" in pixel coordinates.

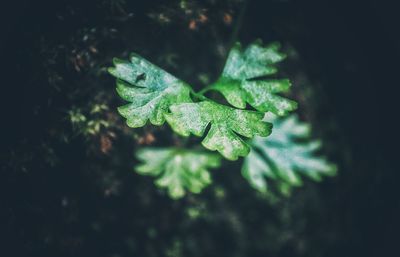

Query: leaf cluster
[
  {"left": 109, "top": 41, "right": 336, "bottom": 198},
  {"left": 109, "top": 40, "right": 294, "bottom": 160}
]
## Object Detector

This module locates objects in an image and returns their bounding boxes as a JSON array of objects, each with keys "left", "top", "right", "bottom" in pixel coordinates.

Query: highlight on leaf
[
  {"left": 242, "top": 114, "right": 337, "bottom": 194},
  {"left": 165, "top": 100, "right": 272, "bottom": 160},
  {"left": 108, "top": 54, "right": 192, "bottom": 128},
  {"left": 135, "top": 148, "right": 221, "bottom": 199},
  {"left": 207, "top": 40, "right": 297, "bottom": 116}
]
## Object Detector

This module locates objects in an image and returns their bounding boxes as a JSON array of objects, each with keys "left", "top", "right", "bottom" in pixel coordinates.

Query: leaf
[
  {"left": 208, "top": 41, "right": 297, "bottom": 116},
  {"left": 165, "top": 101, "right": 272, "bottom": 160},
  {"left": 136, "top": 148, "right": 221, "bottom": 199},
  {"left": 108, "top": 54, "right": 192, "bottom": 128},
  {"left": 242, "top": 114, "right": 337, "bottom": 193}
]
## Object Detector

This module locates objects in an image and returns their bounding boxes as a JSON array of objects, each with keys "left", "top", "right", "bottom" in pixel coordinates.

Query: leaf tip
[
  {"left": 107, "top": 67, "right": 117, "bottom": 76},
  {"left": 112, "top": 57, "right": 125, "bottom": 65},
  {"left": 129, "top": 52, "right": 143, "bottom": 62}
]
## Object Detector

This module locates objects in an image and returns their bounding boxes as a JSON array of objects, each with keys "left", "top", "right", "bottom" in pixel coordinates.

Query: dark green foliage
[
  {"left": 5, "top": 1, "right": 395, "bottom": 257},
  {"left": 109, "top": 37, "right": 338, "bottom": 197},
  {"left": 109, "top": 42, "right": 285, "bottom": 160}
]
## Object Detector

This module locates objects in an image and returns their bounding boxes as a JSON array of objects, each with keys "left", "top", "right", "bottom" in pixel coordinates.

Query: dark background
[{"left": 1, "top": 0, "right": 399, "bottom": 257}]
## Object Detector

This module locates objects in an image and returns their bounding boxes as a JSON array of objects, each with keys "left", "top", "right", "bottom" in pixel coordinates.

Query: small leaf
[
  {"left": 109, "top": 54, "right": 192, "bottom": 127},
  {"left": 209, "top": 41, "right": 297, "bottom": 116},
  {"left": 242, "top": 114, "right": 337, "bottom": 193},
  {"left": 136, "top": 148, "right": 221, "bottom": 199},
  {"left": 165, "top": 101, "right": 272, "bottom": 160}
]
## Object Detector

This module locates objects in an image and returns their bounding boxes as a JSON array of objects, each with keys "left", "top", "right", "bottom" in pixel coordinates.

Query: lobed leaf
[
  {"left": 109, "top": 54, "right": 192, "bottom": 127},
  {"left": 242, "top": 114, "right": 337, "bottom": 193},
  {"left": 136, "top": 148, "right": 221, "bottom": 199},
  {"left": 209, "top": 41, "right": 297, "bottom": 116},
  {"left": 165, "top": 101, "right": 272, "bottom": 160}
]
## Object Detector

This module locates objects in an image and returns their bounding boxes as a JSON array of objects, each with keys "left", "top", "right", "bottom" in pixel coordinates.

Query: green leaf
[
  {"left": 136, "top": 148, "right": 221, "bottom": 199},
  {"left": 242, "top": 114, "right": 337, "bottom": 193},
  {"left": 108, "top": 54, "right": 192, "bottom": 127},
  {"left": 165, "top": 101, "right": 272, "bottom": 160},
  {"left": 209, "top": 41, "right": 297, "bottom": 116}
]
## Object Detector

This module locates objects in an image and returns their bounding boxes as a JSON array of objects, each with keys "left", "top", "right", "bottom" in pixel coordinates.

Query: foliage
[
  {"left": 242, "top": 114, "right": 337, "bottom": 194},
  {"left": 109, "top": 40, "right": 336, "bottom": 198},
  {"left": 109, "top": 55, "right": 192, "bottom": 127},
  {"left": 68, "top": 105, "right": 110, "bottom": 136},
  {"left": 165, "top": 100, "right": 271, "bottom": 160},
  {"left": 207, "top": 41, "right": 297, "bottom": 116},
  {"left": 6, "top": 1, "right": 375, "bottom": 256},
  {"left": 109, "top": 41, "right": 294, "bottom": 160},
  {"left": 135, "top": 148, "right": 221, "bottom": 199}
]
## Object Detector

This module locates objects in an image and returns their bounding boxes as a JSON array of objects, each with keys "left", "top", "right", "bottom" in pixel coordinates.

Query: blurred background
[{"left": 0, "top": 0, "right": 399, "bottom": 256}]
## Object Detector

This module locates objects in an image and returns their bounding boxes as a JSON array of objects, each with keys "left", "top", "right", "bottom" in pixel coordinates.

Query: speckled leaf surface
[
  {"left": 242, "top": 114, "right": 337, "bottom": 193},
  {"left": 109, "top": 54, "right": 191, "bottom": 127},
  {"left": 165, "top": 101, "right": 272, "bottom": 160},
  {"left": 209, "top": 41, "right": 297, "bottom": 116},
  {"left": 135, "top": 148, "right": 221, "bottom": 199}
]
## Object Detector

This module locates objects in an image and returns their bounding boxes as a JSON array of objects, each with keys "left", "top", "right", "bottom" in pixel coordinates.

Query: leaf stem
[{"left": 191, "top": 86, "right": 212, "bottom": 101}]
